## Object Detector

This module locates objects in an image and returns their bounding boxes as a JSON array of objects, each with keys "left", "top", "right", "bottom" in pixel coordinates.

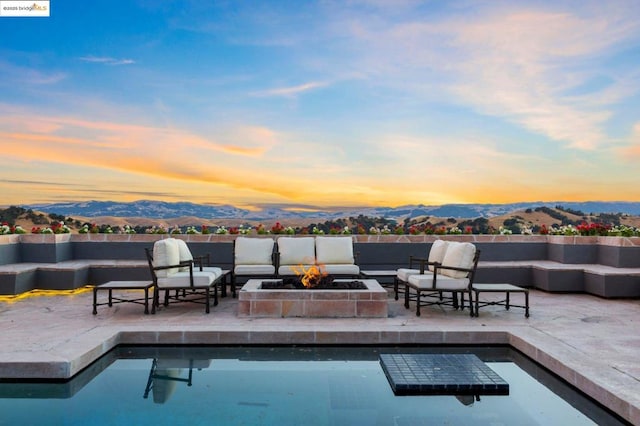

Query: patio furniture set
[{"left": 93, "top": 236, "right": 530, "bottom": 318}]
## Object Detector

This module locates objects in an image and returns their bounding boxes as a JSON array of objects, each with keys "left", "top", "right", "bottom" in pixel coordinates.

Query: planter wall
[
  {"left": 1, "top": 234, "right": 639, "bottom": 267},
  {"left": 0, "top": 235, "right": 21, "bottom": 265},
  {"left": 19, "top": 234, "right": 73, "bottom": 263},
  {"left": 1, "top": 234, "right": 639, "bottom": 297}
]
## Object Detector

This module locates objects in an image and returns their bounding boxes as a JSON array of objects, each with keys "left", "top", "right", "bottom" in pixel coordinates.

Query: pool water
[{"left": 0, "top": 346, "right": 628, "bottom": 425}]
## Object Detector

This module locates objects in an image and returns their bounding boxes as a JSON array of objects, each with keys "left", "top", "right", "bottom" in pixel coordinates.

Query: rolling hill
[{"left": 3, "top": 201, "right": 640, "bottom": 233}]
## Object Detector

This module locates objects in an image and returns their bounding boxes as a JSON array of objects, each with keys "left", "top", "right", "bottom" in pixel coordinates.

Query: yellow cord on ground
[{"left": 0, "top": 286, "right": 94, "bottom": 303}]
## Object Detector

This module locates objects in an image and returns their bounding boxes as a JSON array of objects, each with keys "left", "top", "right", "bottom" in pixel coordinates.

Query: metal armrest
[
  {"left": 433, "top": 264, "right": 473, "bottom": 274},
  {"left": 193, "top": 254, "right": 211, "bottom": 271},
  {"left": 409, "top": 256, "right": 440, "bottom": 273},
  {"left": 153, "top": 260, "right": 192, "bottom": 272}
]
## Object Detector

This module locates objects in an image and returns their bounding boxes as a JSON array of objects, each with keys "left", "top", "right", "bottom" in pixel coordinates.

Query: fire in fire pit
[
  {"left": 260, "top": 262, "right": 367, "bottom": 290},
  {"left": 260, "top": 278, "right": 367, "bottom": 290},
  {"left": 292, "top": 263, "right": 328, "bottom": 288}
]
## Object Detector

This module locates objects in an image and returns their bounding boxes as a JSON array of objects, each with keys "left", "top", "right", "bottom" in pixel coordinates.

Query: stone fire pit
[{"left": 237, "top": 279, "right": 388, "bottom": 318}]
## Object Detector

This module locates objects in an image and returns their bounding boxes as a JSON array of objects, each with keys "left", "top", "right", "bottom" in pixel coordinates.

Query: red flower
[{"left": 271, "top": 222, "right": 285, "bottom": 234}]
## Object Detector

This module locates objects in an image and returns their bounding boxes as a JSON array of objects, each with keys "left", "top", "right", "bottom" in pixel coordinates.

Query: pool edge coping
[{"left": 1, "top": 328, "right": 637, "bottom": 424}]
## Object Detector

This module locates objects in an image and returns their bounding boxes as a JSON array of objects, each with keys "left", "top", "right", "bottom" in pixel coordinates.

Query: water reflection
[{"left": 0, "top": 346, "right": 628, "bottom": 426}]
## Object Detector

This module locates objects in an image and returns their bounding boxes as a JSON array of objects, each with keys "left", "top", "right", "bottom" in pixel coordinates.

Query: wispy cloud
[
  {"left": 0, "top": 60, "right": 66, "bottom": 85},
  {"left": 337, "top": 1, "right": 640, "bottom": 150},
  {"left": 620, "top": 122, "right": 640, "bottom": 158},
  {"left": 441, "top": 7, "right": 633, "bottom": 150},
  {"left": 251, "top": 81, "right": 328, "bottom": 97},
  {"left": 79, "top": 56, "right": 136, "bottom": 66}
]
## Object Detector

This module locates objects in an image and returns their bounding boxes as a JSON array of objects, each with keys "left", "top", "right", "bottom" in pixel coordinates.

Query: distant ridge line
[{"left": 22, "top": 200, "right": 640, "bottom": 220}]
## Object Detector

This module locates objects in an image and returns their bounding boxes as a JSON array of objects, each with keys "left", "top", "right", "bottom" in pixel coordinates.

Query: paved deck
[{"left": 0, "top": 287, "right": 639, "bottom": 424}]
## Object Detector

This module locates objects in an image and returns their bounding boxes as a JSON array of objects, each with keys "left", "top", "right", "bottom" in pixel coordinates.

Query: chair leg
[
  {"left": 404, "top": 284, "right": 410, "bottom": 309},
  {"left": 205, "top": 288, "right": 210, "bottom": 314},
  {"left": 164, "top": 290, "right": 170, "bottom": 307},
  {"left": 416, "top": 290, "right": 421, "bottom": 317},
  {"left": 213, "top": 282, "right": 219, "bottom": 306},
  {"left": 394, "top": 278, "right": 399, "bottom": 300},
  {"left": 231, "top": 275, "right": 237, "bottom": 298}
]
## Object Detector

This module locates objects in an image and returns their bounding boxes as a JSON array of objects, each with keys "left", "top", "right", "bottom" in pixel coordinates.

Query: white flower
[
  {"left": 448, "top": 226, "right": 462, "bottom": 235},
  {"left": 186, "top": 226, "right": 200, "bottom": 234},
  {"left": 215, "top": 226, "right": 229, "bottom": 234},
  {"left": 498, "top": 226, "right": 513, "bottom": 235},
  {"left": 520, "top": 225, "right": 533, "bottom": 235}
]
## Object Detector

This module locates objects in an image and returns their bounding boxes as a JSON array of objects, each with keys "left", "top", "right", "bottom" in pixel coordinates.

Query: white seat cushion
[
  {"left": 427, "top": 240, "right": 450, "bottom": 272},
  {"left": 407, "top": 274, "right": 435, "bottom": 290},
  {"left": 197, "top": 266, "right": 223, "bottom": 279},
  {"left": 157, "top": 271, "right": 215, "bottom": 289},
  {"left": 235, "top": 264, "right": 276, "bottom": 275},
  {"left": 440, "top": 242, "right": 476, "bottom": 278},
  {"left": 433, "top": 276, "right": 470, "bottom": 291},
  {"left": 396, "top": 268, "right": 422, "bottom": 282},
  {"left": 235, "top": 237, "right": 274, "bottom": 265},
  {"left": 153, "top": 238, "right": 181, "bottom": 278},
  {"left": 315, "top": 236, "right": 355, "bottom": 265},
  {"left": 277, "top": 237, "right": 315, "bottom": 265},
  {"left": 323, "top": 264, "right": 360, "bottom": 276},
  {"left": 407, "top": 273, "right": 469, "bottom": 291}
]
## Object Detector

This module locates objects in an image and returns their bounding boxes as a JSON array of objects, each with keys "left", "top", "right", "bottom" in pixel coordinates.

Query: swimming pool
[{"left": 0, "top": 346, "right": 628, "bottom": 425}]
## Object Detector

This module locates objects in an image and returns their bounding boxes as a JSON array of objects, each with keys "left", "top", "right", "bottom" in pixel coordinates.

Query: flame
[{"left": 292, "top": 263, "right": 328, "bottom": 288}]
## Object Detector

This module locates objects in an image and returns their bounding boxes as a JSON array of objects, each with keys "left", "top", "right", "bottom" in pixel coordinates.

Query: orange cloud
[{"left": 0, "top": 115, "right": 303, "bottom": 202}]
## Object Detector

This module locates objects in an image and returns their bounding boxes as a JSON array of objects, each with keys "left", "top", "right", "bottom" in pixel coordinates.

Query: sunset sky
[{"left": 1, "top": 0, "right": 640, "bottom": 210}]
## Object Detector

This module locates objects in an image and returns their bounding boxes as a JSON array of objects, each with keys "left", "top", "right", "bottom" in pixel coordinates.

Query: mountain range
[{"left": 23, "top": 200, "right": 640, "bottom": 221}]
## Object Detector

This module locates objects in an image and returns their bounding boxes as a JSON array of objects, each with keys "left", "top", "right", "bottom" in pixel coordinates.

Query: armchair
[
  {"left": 231, "top": 237, "right": 276, "bottom": 297},
  {"left": 404, "top": 242, "right": 480, "bottom": 317},
  {"left": 145, "top": 238, "right": 222, "bottom": 314},
  {"left": 395, "top": 239, "right": 449, "bottom": 300}
]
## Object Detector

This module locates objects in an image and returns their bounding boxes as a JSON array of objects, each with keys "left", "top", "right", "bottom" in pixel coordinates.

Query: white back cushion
[
  {"left": 440, "top": 242, "right": 476, "bottom": 279},
  {"left": 173, "top": 238, "right": 193, "bottom": 271},
  {"left": 153, "top": 238, "right": 181, "bottom": 278},
  {"left": 315, "top": 237, "right": 354, "bottom": 264},
  {"left": 235, "top": 237, "right": 274, "bottom": 265},
  {"left": 278, "top": 237, "right": 315, "bottom": 265},
  {"left": 174, "top": 238, "right": 193, "bottom": 262},
  {"left": 427, "top": 239, "right": 449, "bottom": 272}
]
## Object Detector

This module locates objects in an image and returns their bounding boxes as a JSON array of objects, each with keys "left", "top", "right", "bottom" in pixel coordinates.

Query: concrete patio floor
[{"left": 0, "top": 287, "right": 638, "bottom": 424}]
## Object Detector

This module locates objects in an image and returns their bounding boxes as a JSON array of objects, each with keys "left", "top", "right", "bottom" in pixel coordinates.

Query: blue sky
[{"left": 1, "top": 0, "right": 639, "bottom": 210}]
